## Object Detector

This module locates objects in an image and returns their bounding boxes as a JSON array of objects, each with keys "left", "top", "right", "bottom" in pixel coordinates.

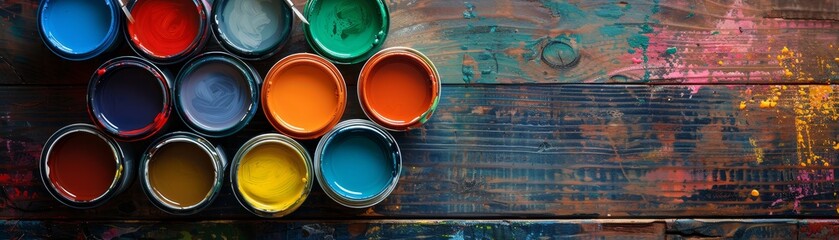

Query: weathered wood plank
[
  {"left": 0, "top": 220, "right": 665, "bottom": 239},
  {"left": 760, "top": 0, "right": 839, "bottom": 20},
  {"left": 1, "top": 0, "right": 837, "bottom": 85},
  {"left": 1, "top": 84, "right": 838, "bottom": 219},
  {"left": 799, "top": 220, "right": 839, "bottom": 240},
  {"left": 666, "top": 219, "right": 797, "bottom": 239}
]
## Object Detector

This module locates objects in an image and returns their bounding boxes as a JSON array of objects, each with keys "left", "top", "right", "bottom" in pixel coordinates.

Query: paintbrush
[
  {"left": 118, "top": 0, "right": 135, "bottom": 23},
  {"left": 284, "top": 0, "right": 309, "bottom": 25}
]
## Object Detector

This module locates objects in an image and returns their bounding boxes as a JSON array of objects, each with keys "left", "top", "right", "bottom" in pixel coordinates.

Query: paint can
[
  {"left": 40, "top": 123, "right": 134, "bottom": 209},
  {"left": 126, "top": 0, "right": 210, "bottom": 64},
  {"left": 175, "top": 52, "right": 261, "bottom": 137},
  {"left": 262, "top": 53, "right": 346, "bottom": 140},
  {"left": 359, "top": 47, "right": 441, "bottom": 131},
  {"left": 315, "top": 119, "right": 401, "bottom": 208},
  {"left": 303, "top": 0, "right": 389, "bottom": 64},
  {"left": 88, "top": 56, "right": 172, "bottom": 141},
  {"left": 37, "top": 0, "right": 121, "bottom": 60},
  {"left": 231, "top": 133, "right": 313, "bottom": 217},
  {"left": 140, "top": 132, "right": 226, "bottom": 215},
  {"left": 211, "top": 0, "right": 293, "bottom": 60}
]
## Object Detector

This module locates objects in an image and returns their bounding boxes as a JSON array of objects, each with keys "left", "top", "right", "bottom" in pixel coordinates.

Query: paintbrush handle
[
  {"left": 284, "top": 0, "right": 309, "bottom": 25},
  {"left": 117, "top": 0, "right": 135, "bottom": 23}
]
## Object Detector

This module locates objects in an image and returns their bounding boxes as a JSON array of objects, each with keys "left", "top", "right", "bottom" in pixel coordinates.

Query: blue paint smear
[
  {"left": 41, "top": 0, "right": 114, "bottom": 54},
  {"left": 321, "top": 129, "right": 396, "bottom": 200},
  {"left": 94, "top": 67, "right": 164, "bottom": 132},
  {"left": 179, "top": 61, "right": 249, "bottom": 132}
]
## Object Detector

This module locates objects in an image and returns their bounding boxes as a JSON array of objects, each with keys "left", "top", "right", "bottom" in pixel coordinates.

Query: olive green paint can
[{"left": 303, "top": 0, "right": 389, "bottom": 64}]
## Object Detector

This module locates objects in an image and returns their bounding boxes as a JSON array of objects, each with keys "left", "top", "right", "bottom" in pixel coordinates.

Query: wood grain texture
[
  {"left": 0, "top": 220, "right": 666, "bottom": 239},
  {"left": 760, "top": 0, "right": 839, "bottom": 20},
  {"left": 1, "top": 0, "right": 837, "bottom": 85},
  {"left": 799, "top": 220, "right": 839, "bottom": 240},
  {"left": 666, "top": 219, "right": 797, "bottom": 239},
  {"left": 2, "top": 84, "right": 838, "bottom": 219}
]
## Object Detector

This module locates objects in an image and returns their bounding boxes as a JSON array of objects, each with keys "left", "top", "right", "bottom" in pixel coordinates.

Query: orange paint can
[
  {"left": 358, "top": 47, "right": 441, "bottom": 131},
  {"left": 262, "top": 53, "right": 346, "bottom": 139}
]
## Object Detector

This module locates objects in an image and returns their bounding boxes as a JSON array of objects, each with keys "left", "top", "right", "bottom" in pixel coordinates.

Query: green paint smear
[
  {"left": 627, "top": 34, "right": 649, "bottom": 50},
  {"left": 594, "top": 4, "right": 625, "bottom": 19},
  {"left": 305, "top": 0, "right": 387, "bottom": 63}
]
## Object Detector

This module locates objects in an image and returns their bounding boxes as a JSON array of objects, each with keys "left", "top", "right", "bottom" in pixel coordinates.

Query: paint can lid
[{"left": 303, "top": 0, "right": 389, "bottom": 64}]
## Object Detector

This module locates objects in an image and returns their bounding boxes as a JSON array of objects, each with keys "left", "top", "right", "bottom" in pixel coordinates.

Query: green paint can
[{"left": 303, "top": 0, "right": 389, "bottom": 64}]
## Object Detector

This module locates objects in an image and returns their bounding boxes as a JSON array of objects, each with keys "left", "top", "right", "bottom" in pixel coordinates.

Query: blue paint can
[
  {"left": 38, "top": 0, "right": 121, "bottom": 60},
  {"left": 175, "top": 52, "right": 261, "bottom": 137},
  {"left": 315, "top": 119, "right": 402, "bottom": 208},
  {"left": 211, "top": 0, "right": 293, "bottom": 60},
  {"left": 88, "top": 56, "right": 173, "bottom": 141}
]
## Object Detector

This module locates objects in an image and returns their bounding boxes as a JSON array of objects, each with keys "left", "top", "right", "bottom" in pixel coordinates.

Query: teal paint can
[{"left": 315, "top": 119, "right": 401, "bottom": 208}]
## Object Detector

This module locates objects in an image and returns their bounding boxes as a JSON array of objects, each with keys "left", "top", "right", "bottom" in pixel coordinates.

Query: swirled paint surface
[
  {"left": 128, "top": 0, "right": 201, "bottom": 57},
  {"left": 93, "top": 67, "right": 165, "bottom": 132},
  {"left": 218, "top": 0, "right": 285, "bottom": 53},
  {"left": 46, "top": 132, "right": 117, "bottom": 202},
  {"left": 237, "top": 141, "right": 307, "bottom": 212},
  {"left": 320, "top": 129, "right": 396, "bottom": 200},
  {"left": 179, "top": 61, "right": 249, "bottom": 132},
  {"left": 40, "top": 0, "right": 114, "bottom": 55},
  {"left": 306, "top": 0, "right": 387, "bottom": 63}
]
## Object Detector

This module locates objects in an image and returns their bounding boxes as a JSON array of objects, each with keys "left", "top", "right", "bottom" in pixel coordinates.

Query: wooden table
[{"left": 2, "top": 0, "right": 839, "bottom": 238}]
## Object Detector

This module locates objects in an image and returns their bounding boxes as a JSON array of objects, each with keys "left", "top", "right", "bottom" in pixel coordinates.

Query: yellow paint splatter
[
  {"left": 717, "top": 60, "right": 724, "bottom": 66},
  {"left": 750, "top": 189, "right": 760, "bottom": 197},
  {"left": 749, "top": 138, "right": 764, "bottom": 164},
  {"left": 759, "top": 99, "right": 776, "bottom": 109},
  {"left": 741, "top": 47, "right": 839, "bottom": 171}
]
